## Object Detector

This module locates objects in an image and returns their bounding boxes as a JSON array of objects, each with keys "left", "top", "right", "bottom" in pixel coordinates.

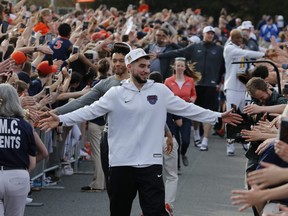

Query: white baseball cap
[
  {"left": 278, "top": 15, "right": 284, "bottom": 21},
  {"left": 242, "top": 21, "right": 254, "bottom": 29},
  {"left": 188, "top": 35, "right": 201, "bottom": 43},
  {"left": 203, "top": 26, "right": 215, "bottom": 33},
  {"left": 125, "top": 48, "right": 151, "bottom": 66},
  {"left": 84, "top": 50, "right": 98, "bottom": 60}
]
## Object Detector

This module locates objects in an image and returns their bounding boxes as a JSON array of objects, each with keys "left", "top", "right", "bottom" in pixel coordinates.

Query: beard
[
  {"left": 133, "top": 73, "right": 147, "bottom": 84},
  {"left": 113, "top": 66, "right": 126, "bottom": 75}
]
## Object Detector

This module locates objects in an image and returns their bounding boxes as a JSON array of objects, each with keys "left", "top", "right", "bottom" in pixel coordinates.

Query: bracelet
[
  {"left": 34, "top": 46, "right": 38, "bottom": 52},
  {"left": 24, "top": 109, "right": 30, "bottom": 120}
]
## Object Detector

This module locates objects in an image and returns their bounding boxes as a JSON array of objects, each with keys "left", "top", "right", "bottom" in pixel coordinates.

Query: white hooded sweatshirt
[{"left": 59, "top": 80, "right": 221, "bottom": 167}]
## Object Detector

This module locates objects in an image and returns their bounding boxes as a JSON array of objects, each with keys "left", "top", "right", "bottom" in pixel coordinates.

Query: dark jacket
[
  {"left": 158, "top": 42, "right": 225, "bottom": 87},
  {"left": 144, "top": 43, "right": 181, "bottom": 80}
]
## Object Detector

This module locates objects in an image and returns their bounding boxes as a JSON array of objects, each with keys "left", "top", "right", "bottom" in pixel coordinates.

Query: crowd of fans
[{"left": 2, "top": 0, "right": 288, "bottom": 215}]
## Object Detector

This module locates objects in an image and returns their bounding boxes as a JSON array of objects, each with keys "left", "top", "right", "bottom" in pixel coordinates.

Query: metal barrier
[
  {"left": 232, "top": 60, "right": 282, "bottom": 94},
  {"left": 28, "top": 124, "right": 92, "bottom": 207}
]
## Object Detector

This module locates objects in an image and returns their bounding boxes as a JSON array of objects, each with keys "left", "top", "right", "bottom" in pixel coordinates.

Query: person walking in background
[
  {"left": 81, "top": 58, "right": 111, "bottom": 192},
  {"left": 149, "top": 71, "right": 182, "bottom": 213},
  {"left": 39, "top": 48, "right": 242, "bottom": 216},
  {"left": 223, "top": 29, "right": 266, "bottom": 156},
  {"left": 156, "top": 26, "right": 225, "bottom": 152},
  {"left": 164, "top": 57, "right": 201, "bottom": 168},
  {"left": 0, "top": 84, "right": 36, "bottom": 216},
  {"left": 144, "top": 28, "right": 181, "bottom": 80}
]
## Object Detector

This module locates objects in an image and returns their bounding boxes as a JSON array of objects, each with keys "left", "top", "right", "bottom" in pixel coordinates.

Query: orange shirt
[
  {"left": 33, "top": 22, "right": 50, "bottom": 35},
  {"left": 138, "top": 4, "right": 149, "bottom": 13},
  {"left": 164, "top": 75, "right": 197, "bottom": 102}
]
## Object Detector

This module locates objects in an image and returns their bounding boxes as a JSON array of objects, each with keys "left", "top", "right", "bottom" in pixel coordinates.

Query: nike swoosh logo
[
  {"left": 157, "top": 174, "right": 162, "bottom": 178},
  {"left": 125, "top": 100, "right": 131, "bottom": 103}
]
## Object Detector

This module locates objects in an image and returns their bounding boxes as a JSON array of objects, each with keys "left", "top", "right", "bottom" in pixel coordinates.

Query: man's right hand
[{"left": 39, "top": 111, "right": 60, "bottom": 132}]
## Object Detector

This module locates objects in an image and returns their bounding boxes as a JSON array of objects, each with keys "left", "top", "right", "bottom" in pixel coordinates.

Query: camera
[
  {"left": 84, "top": 53, "right": 93, "bottom": 60},
  {"left": 226, "top": 104, "right": 255, "bottom": 143}
]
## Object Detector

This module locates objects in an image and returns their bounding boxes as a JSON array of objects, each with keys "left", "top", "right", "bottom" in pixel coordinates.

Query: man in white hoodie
[{"left": 39, "top": 48, "right": 242, "bottom": 216}]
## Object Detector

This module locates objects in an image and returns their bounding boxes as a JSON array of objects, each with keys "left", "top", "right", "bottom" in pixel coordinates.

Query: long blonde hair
[{"left": 36, "top": 8, "right": 51, "bottom": 24}]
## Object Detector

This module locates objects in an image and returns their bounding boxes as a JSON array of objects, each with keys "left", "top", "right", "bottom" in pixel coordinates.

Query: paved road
[{"left": 25, "top": 135, "right": 253, "bottom": 216}]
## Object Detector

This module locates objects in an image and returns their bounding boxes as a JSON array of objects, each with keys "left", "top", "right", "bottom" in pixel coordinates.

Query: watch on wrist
[{"left": 34, "top": 47, "right": 38, "bottom": 52}]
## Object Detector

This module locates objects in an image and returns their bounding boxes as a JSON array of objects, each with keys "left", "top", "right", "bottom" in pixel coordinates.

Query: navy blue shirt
[
  {"left": 28, "top": 78, "right": 42, "bottom": 96},
  {"left": 49, "top": 37, "right": 72, "bottom": 61},
  {"left": 166, "top": 113, "right": 182, "bottom": 136},
  {"left": 0, "top": 117, "right": 36, "bottom": 169}
]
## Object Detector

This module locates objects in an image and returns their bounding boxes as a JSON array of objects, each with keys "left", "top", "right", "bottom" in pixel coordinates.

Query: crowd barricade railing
[
  {"left": 29, "top": 123, "right": 93, "bottom": 192},
  {"left": 73, "top": 123, "right": 94, "bottom": 175}
]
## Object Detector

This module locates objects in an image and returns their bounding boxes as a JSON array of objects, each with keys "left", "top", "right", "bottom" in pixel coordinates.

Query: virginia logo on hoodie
[{"left": 147, "top": 95, "right": 158, "bottom": 105}]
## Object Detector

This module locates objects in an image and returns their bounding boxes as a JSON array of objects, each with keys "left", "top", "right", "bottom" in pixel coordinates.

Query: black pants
[
  {"left": 109, "top": 165, "right": 168, "bottom": 216},
  {"left": 100, "top": 131, "right": 110, "bottom": 196}
]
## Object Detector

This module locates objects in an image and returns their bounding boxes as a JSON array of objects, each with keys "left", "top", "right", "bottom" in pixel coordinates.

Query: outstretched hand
[
  {"left": 247, "top": 162, "right": 286, "bottom": 189},
  {"left": 38, "top": 111, "right": 60, "bottom": 132},
  {"left": 231, "top": 186, "right": 264, "bottom": 212},
  {"left": 275, "top": 140, "right": 288, "bottom": 162},
  {"left": 221, "top": 109, "right": 243, "bottom": 126}
]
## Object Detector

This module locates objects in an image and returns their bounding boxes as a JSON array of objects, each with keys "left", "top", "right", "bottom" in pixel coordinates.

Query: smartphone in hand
[
  {"left": 82, "top": 22, "right": 89, "bottom": 31},
  {"left": 279, "top": 116, "right": 288, "bottom": 143},
  {"left": 72, "top": 45, "right": 79, "bottom": 54},
  {"left": 1, "top": 21, "right": 9, "bottom": 33},
  {"left": 45, "top": 87, "right": 50, "bottom": 96},
  {"left": 45, "top": 33, "right": 53, "bottom": 44},
  {"left": 39, "top": 36, "right": 45, "bottom": 45},
  {"left": 46, "top": 54, "right": 53, "bottom": 66}
]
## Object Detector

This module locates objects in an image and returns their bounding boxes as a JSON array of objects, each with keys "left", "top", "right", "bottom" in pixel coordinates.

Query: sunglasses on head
[{"left": 175, "top": 57, "right": 186, "bottom": 61}]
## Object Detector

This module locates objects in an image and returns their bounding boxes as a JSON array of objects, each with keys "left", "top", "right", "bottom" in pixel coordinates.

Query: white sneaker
[
  {"left": 61, "top": 165, "right": 74, "bottom": 176},
  {"left": 26, "top": 197, "right": 33, "bottom": 204},
  {"left": 199, "top": 138, "right": 208, "bottom": 151},
  {"left": 43, "top": 177, "right": 57, "bottom": 186},
  {"left": 226, "top": 143, "right": 235, "bottom": 156},
  {"left": 199, "top": 143, "right": 208, "bottom": 151}
]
